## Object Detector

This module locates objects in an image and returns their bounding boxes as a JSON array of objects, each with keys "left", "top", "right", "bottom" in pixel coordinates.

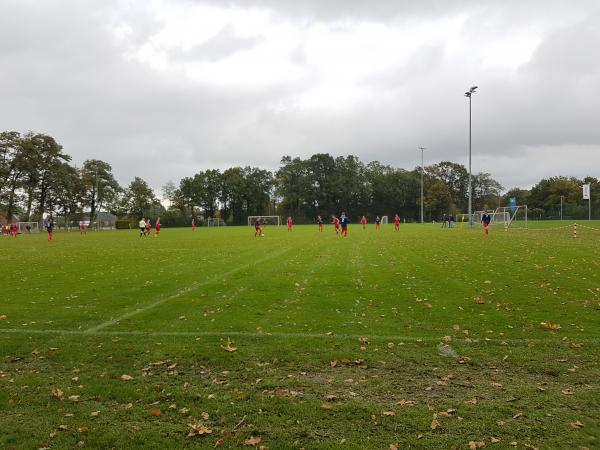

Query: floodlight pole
[
  {"left": 464, "top": 86, "right": 478, "bottom": 226},
  {"left": 419, "top": 147, "right": 425, "bottom": 224},
  {"left": 560, "top": 195, "right": 563, "bottom": 221}
]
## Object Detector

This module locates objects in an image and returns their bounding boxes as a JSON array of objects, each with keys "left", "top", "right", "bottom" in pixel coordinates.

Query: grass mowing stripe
[
  {"left": 3, "top": 327, "right": 597, "bottom": 344},
  {"left": 84, "top": 244, "right": 296, "bottom": 333}
]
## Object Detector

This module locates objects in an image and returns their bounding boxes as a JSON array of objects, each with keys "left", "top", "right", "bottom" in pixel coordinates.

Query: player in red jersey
[
  {"left": 10, "top": 222, "right": 18, "bottom": 237},
  {"left": 145, "top": 219, "right": 151, "bottom": 236},
  {"left": 192, "top": 218, "right": 196, "bottom": 231},
  {"left": 287, "top": 216, "right": 293, "bottom": 231},
  {"left": 79, "top": 221, "right": 87, "bottom": 235},
  {"left": 394, "top": 214, "right": 400, "bottom": 231},
  {"left": 154, "top": 217, "right": 161, "bottom": 237},
  {"left": 361, "top": 215, "right": 367, "bottom": 229},
  {"left": 332, "top": 215, "right": 340, "bottom": 235}
]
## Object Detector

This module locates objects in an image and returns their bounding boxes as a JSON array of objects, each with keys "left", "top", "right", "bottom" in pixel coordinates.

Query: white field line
[
  {"left": 84, "top": 245, "right": 294, "bottom": 333},
  {"left": 1, "top": 327, "right": 598, "bottom": 344}
]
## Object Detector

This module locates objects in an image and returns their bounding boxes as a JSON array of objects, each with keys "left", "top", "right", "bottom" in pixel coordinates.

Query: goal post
[
  {"left": 247, "top": 216, "right": 281, "bottom": 226},
  {"left": 456, "top": 205, "right": 528, "bottom": 229},
  {"left": 207, "top": 218, "right": 225, "bottom": 227},
  {"left": 380, "top": 215, "right": 389, "bottom": 225},
  {"left": 17, "top": 222, "right": 40, "bottom": 233}
]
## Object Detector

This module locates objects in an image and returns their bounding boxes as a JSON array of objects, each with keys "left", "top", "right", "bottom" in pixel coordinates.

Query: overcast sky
[{"left": 1, "top": 0, "right": 599, "bottom": 194}]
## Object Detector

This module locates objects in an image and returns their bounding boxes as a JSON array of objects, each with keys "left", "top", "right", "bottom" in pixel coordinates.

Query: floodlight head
[
  {"left": 464, "top": 92, "right": 471, "bottom": 97},
  {"left": 470, "top": 86, "right": 478, "bottom": 93}
]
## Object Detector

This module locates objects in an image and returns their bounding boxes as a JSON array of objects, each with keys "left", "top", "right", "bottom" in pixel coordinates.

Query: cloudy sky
[{"left": 1, "top": 0, "right": 599, "bottom": 194}]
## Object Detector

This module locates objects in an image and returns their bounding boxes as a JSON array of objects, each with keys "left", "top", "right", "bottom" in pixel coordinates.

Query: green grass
[{"left": 1, "top": 222, "right": 599, "bottom": 449}]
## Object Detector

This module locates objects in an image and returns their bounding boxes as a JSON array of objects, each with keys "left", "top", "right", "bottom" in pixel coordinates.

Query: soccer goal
[
  {"left": 248, "top": 216, "right": 281, "bottom": 226},
  {"left": 380, "top": 215, "right": 389, "bottom": 225},
  {"left": 456, "top": 205, "right": 528, "bottom": 229},
  {"left": 207, "top": 218, "right": 225, "bottom": 227},
  {"left": 17, "top": 222, "right": 39, "bottom": 233}
]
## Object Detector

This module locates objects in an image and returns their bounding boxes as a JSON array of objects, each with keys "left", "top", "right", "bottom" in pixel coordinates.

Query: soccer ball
[{"left": 261, "top": 234, "right": 265, "bottom": 237}]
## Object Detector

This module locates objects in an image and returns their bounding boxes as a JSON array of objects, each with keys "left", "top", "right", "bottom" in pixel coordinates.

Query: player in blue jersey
[
  {"left": 340, "top": 212, "right": 349, "bottom": 237},
  {"left": 481, "top": 210, "right": 491, "bottom": 236},
  {"left": 46, "top": 219, "right": 54, "bottom": 241}
]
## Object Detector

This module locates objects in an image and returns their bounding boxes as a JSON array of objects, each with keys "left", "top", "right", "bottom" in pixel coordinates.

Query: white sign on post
[{"left": 582, "top": 183, "right": 590, "bottom": 200}]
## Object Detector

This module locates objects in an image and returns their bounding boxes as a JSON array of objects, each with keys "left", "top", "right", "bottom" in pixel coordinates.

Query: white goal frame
[
  {"left": 207, "top": 218, "right": 225, "bottom": 227},
  {"left": 248, "top": 216, "right": 281, "bottom": 226},
  {"left": 456, "top": 205, "right": 528, "bottom": 229},
  {"left": 17, "top": 222, "right": 40, "bottom": 233},
  {"left": 380, "top": 215, "right": 389, "bottom": 225}
]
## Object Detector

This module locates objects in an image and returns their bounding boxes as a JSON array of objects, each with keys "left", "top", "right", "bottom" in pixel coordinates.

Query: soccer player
[
  {"left": 79, "top": 220, "right": 86, "bottom": 235},
  {"left": 375, "top": 215, "right": 381, "bottom": 230},
  {"left": 361, "top": 215, "right": 367, "bottom": 229},
  {"left": 332, "top": 215, "right": 340, "bottom": 235},
  {"left": 192, "top": 218, "right": 196, "bottom": 232},
  {"left": 145, "top": 219, "right": 151, "bottom": 237},
  {"left": 254, "top": 217, "right": 263, "bottom": 237},
  {"left": 340, "top": 212, "right": 349, "bottom": 237},
  {"left": 10, "top": 222, "right": 17, "bottom": 237},
  {"left": 139, "top": 218, "right": 146, "bottom": 237},
  {"left": 394, "top": 214, "right": 400, "bottom": 231},
  {"left": 287, "top": 216, "right": 293, "bottom": 232},
  {"left": 154, "top": 217, "right": 161, "bottom": 237},
  {"left": 481, "top": 210, "right": 491, "bottom": 237},
  {"left": 317, "top": 215, "right": 324, "bottom": 232},
  {"left": 46, "top": 219, "right": 54, "bottom": 241}
]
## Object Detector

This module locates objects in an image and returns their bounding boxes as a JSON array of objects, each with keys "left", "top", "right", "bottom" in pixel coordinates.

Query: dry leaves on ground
[
  {"left": 244, "top": 436, "right": 261, "bottom": 446},
  {"left": 187, "top": 421, "right": 212, "bottom": 437},
  {"left": 120, "top": 374, "right": 133, "bottom": 381},
  {"left": 222, "top": 339, "right": 237, "bottom": 352}
]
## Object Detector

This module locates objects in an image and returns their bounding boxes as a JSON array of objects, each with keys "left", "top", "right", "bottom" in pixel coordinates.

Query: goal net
[
  {"left": 17, "top": 222, "right": 39, "bottom": 233},
  {"left": 248, "top": 216, "right": 280, "bottom": 226},
  {"left": 456, "top": 205, "right": 528, "bottom": 229},
  {"left": 380, "top": 215, "right": 389, "bottom": 225},
  {"left": 207, "top": 218, "right": 225, "bottom": 227}
]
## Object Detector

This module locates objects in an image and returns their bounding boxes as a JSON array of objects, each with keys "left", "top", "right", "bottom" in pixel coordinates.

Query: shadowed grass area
[{"left": 1, "top": 222, "right": 599, "bottom": 449}]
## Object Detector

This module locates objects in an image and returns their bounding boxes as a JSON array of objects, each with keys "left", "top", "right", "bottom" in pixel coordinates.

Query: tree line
[{"left": 1, "top": 130, "right": 598, "bottom": 226}]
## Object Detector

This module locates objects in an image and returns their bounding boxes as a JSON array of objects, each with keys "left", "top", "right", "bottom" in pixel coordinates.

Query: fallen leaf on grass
[
  {"left": 474, "top": 297, "right": 485, "bottom": 304},
  {"left": 524, "top": 445, "right": 539, "bottom": 450},
  {"left": 431, "top": 416, "right": 440, "bottom": 430},
  {"left": 214, "top": 438, "right": 224, "bottom": 447},
  {"left": 148, "top": 409, "right": 162, "bottom": 416},
  {"left": 397, "top": 399, "right": 416, "bottom": 406},
  {"left": 389, "top": 444, "right": 399, "bottom": 450},
  {"left": 541, "top": 321, "right": 561, "bottom": 330},
  {"left": 51, "top": 388, "right": 64, "bottom": 399},
  {"left": 561, "top": 389, "right": 574, "bottom": 395},
  {"left": 120, "top": 374, "right": 133, "bottom": 381},
  {"left": 179, "top": 407, "right": 190, "bottom": 414},
  {"left": 68, "top": 395, "right": 80, "bottom": 402},
  {"left": 201, "top": 412, "right": 209, "bottom": 420},
  {"left": 570, "top": 421, "right": 584, "bottom": 429},
  {"left": 222, "top": 339, "right": 237, "bottom": 352},
  {"left": 468, "top": 441, "right": 485, "bottom": 449},
  {"left": 0, "top": 315, "right": 7, "bottom": 320},
  {"left": 452, "top": 324, "right": 460, "bottom": 331},
  {"left": 90, "top": 411, "right": 100, "bottom": 417},
  {"left": 465, "top": 399, "right": 477, "bottom": 405},
  {"left": 382, "top": 411, "right": 395, "bottom": 416},
  {"left": 490, "top": 437, "right": 500, "bottom": 443},
  {"left": 358, "top": 337, "right": 369, "bottom": 345},
  {"left": 187, "top": 421, "right": 212, "bottom": 437},
  {"left": 244, "top": 436, "right": 261, "bottom": 446},
  {"left": 78, "top": 427, "right": 89, "bottom": 433},
  {"left": 321, "top": 403, "right": 333, "bottom": 410}
]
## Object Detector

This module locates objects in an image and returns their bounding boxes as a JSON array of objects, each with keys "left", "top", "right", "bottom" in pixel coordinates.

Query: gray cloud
[{"left": 1, "top": 0, "right": 599, "bottom": 195}]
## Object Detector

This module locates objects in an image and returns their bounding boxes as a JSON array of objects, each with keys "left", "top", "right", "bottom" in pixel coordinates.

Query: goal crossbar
[{"left": 248, "top": 216, "right": 281, "bottom": 226}]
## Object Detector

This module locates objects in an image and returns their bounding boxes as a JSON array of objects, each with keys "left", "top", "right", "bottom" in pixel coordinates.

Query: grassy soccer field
[{"left": 1, "top": 222, "right": 599, "bottom": 449}]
